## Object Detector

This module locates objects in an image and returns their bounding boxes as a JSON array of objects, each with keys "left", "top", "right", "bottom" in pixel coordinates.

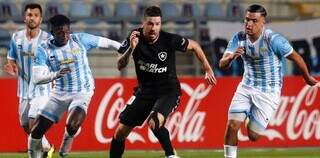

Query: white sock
[
  {"left": 224, "top": 145, "right": 237, "bottom": 158},
  {"left": 28, "top": 135, "right": 42, "bottom": 158},
  {"left": 41, "top": 135, "right": 51, "bottom": 151}
]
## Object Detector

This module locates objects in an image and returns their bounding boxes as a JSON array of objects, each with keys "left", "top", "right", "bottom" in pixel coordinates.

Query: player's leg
[
  {"left": 28, "top": 115, "right": 54, "bottom": 158},
  {"left": 59, "top": 92, "right": 93, "bottom": 157},
  {"left": 224, "top": 84, "right": 252, "bottom": 158},
  {"left": 110, "top": 92, "right": 154, "bottom": 158},
  {"left": 29, "top": 93, "right": 67, "bottom": 158},
  {"left": 148, "top": 92, "right": 180, "bottom": 158},
  {"left": 110, "top": 123, "right": 133, "bottom": 158},
  {"left": 19, "top": 98, "right": 31, "bottom": 134},
  {"left": 59, "top": 107, "right": 85, "bottom": 157},
  {"left": 246, "top": 91, "right": 279, "bottom": 141},
  {"left": 29, "top": 96, "right": 54, "bottom": 157}
]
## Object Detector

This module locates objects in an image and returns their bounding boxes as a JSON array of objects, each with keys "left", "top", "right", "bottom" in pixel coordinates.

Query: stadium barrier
[{"left": 1, "top": 77, "right": 319, "bottom": 152}]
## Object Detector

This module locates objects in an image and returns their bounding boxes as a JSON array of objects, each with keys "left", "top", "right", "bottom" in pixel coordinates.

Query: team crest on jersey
[{"left": 158, "top": 52, "right": 167, "bottom": 61}]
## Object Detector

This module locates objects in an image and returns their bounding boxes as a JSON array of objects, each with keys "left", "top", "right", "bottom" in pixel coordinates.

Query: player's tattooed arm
[
  {"left": 117, "top": 31, "right": 140, "bottom": 70},
  {"left": 117, "top": 47, "right": 133, "bottom": 70}
]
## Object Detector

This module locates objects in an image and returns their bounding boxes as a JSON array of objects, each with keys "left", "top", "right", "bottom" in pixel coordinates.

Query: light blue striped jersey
[
  {"left": 34, "top": 33, "right": 100, "bottom": 93},
  {"left": 225, "top": 28, "right": 293, "bottom": 94},
  {"left": 7, "top": 29, "right": 51, "bottom": 99}
]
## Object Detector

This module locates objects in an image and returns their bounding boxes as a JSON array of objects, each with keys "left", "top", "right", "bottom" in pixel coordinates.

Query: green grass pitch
[{"left": 1, "top": 148, "right": 320, "bottom": 158}]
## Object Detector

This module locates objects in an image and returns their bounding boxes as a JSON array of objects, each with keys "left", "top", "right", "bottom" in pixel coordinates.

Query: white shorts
[
  {"left": 39, "top": 91, "right": 94, "bottom": 123},
  {"left": 18, "top": 96, "right": 49, "bottom": 127},
  {"left": 228, "top": 84, "right": 280, "bottom": 134}
]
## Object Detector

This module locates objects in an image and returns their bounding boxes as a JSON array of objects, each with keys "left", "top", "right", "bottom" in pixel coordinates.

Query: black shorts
[{"left": 119, "top": 90, "right": 181, "bottom": 127}]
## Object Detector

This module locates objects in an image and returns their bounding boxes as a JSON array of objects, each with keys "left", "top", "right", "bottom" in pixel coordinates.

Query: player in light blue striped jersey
[
  {"left": 219, "top": 4, "right": 319, "bottom": 158},
  {"left": 28, "top": 14, "right": 121, "bottom": 158},
  {"left": 4, "top": 3, "right": 54, "bottom": 158}
]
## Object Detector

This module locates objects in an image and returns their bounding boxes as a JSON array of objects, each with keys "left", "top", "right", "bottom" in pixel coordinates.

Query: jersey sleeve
[
  {"left": 170, "top": 34, "right": 189, "bottom": 52},
  {"left": 270, "top": 34, "right": 293, "bottom": 58},
  {"left": 225, "top": 33, "right": 240, "bottom": 54},
  {"left": 34, "top": 46, "right": 48, "bottom": 66},
  {"left": 118, "top": 35, "right": 130, "bottom": 54},
  {"left": 7, "top": 35, "right": 18, "bottom": 60},
  {"left": 76, "top": 33, "right": 99, "bottom": 50}
]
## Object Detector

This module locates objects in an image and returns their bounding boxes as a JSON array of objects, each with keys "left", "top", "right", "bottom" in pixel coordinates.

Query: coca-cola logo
[
  {"left": 239, "top": 85, "right": 320, "bottom": 141},
  {"left": 94, "top": 82, "right": 212, "bottom": 144}
]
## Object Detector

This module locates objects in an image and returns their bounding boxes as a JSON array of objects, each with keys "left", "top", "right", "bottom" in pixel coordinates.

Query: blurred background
[{"left": 0, "top": 0, "right": 319, "bottom": 78}]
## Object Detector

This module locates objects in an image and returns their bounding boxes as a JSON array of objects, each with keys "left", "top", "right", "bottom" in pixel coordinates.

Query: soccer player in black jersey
[{"left": 110, "top": 6, "right": 217, "bottom": 158}]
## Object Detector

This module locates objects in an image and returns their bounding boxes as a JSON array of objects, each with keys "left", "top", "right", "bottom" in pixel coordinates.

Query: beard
[{"left": 27, "top": 21, "right": 39, "bottom": 30}]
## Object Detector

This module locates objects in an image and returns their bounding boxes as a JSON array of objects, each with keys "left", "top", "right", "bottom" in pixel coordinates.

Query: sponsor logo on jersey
[
  {"left": 138, "top": 60, "right": 167, "bottom": 73},
  {"left": 158, "top": 52, "right": 167, "bottom": 61},
  {"left": 23, "top": 51, "right": 34, "bottom": 56}
]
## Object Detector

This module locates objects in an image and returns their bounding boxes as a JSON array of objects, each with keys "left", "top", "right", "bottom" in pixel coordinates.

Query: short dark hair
[
  {"left": 246, "top": 4, "right": 267, "bottom": 17},
  {"left": 48, "top": 14, "right": 70, "bottom": 31},
  {"left": 24, "top": 3, "right": 42, "bottom": 15},
  {"left": 143, "top": 6, "right": 162, "bottom": 18}
]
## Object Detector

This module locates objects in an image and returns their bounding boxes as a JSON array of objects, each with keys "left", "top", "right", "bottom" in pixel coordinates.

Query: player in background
[
  {"left": 28, "top": 14, "right": 121, "bottom": 158},
  {"left": 109, "top": 6, "right": 216, "bottom": 158},
  {"left": 219, "top": 4, "right": 319, "bottom": 158},
  {"left": 3, "top": 3, "right": 54, "bottom": 158}
]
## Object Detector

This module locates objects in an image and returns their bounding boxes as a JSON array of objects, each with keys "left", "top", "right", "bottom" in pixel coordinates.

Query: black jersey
[{"left": 118, "top": 28, "right": 189, "bottom": 95}]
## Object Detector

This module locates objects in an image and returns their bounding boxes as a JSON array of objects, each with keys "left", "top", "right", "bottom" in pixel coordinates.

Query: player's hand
[
  {"left": 205, "top": 70, "right": 217, "bottom": 86},
  {"left": 232, "top": 47, "right": 245, "bottom": 60},
  {"left": 3, "top": 63, "right": 18, "bottom": 76},
  {"left": 304, "top": 75, "right": 319, "bottom": 86},
  {"left": 130, "top": 31, "right": 140, "bottom": 49},
  {"left": 56, "top": 67, "right": 71, "bottom": 78}
]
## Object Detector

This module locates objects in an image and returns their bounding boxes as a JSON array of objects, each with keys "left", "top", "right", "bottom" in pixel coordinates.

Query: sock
[
  {"left": 152, "top": 127, "right": 175, "bottom": 156},
  {"left": 59, "top": 130, "right": 75, "bottom": 156},
  {"left": 110, "top": 138, "right": 125, "bottom": 158},
  {"left": 28, "top": 135, "right": 42, "bottom": 158},
  {"left": 42, "top": 135, "right": 51, "bottom": 151},
  {"left": 224, "top": 145, "right": 237, "bottom": 158}
]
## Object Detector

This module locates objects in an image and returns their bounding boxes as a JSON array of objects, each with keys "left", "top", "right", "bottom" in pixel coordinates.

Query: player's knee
[
  {"left": 227, "top": 120, "right": 241, "bottom": 132},
  {"left": 148, "top": 112, "right": 165, "bottom": 130},
  {"left": 114, "top": 124, "right": 132, "bottom": 141},
  {"left": 248, "top": 130, "right": 261, "bottom": 142}
]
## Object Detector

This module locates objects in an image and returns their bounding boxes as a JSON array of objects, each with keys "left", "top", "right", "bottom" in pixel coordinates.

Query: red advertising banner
[{"left": 0, "top": 77, "right": 319, "bottom": 152}]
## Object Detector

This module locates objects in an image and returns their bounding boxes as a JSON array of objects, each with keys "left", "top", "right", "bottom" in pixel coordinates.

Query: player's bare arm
[
  {"left": 219, "top": 47, "right": 244, "bottom": 70},
  {"left": 286, "top": 50, "right": 319, "bottom": 86},
  {"left": 117, "top": 31, "right": 140, "bottom": 70},
  {"left": 3, "top": 59, "right": 18, "bottom": 76},
  {"left": 187, "top": 39, "right": 217, "bottom": 85}
]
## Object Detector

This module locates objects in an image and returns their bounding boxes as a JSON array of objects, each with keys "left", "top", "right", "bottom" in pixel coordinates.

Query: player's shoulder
[
  {"left": 160, "top": 30, "right": 176, "bottom": 38},
  {"left": 264, "top": 28, "right": 286, "bottom": 42},
  {"left": 40, "top": 30, "right": 51, "bottom": 40},
  {"left": 39, "top": 37, "right": 54, "bottom": 50},
  {"left": 11, "top": 29, "right": 25, "bottom": 41}
]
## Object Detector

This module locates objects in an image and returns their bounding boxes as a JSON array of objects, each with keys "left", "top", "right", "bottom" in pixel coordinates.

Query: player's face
[
  {"left": 52, "top": 25, "right": 70, "bottom": 46},
  {"left": 24, "top": 8, "right": 42, "bottom": 29},
  {"left": 142, "top": 16, "right": 161, "bottom": 42},
  {"left": 244, "top": 11, "right": 265, "bottom": 36}
]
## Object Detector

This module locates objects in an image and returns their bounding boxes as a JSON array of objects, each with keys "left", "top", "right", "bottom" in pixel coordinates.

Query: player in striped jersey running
[
  {"left": 4, "top": 3, "right": 54, "bottom": 158},
  {"left": 219, "top": 4, "right": 319, "bottom": 158},
  {"left": 28, "top": 14, "right": 121, "bottom": 158}
]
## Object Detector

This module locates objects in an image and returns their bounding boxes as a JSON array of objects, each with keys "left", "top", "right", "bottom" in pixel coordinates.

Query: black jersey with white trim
[{"left": 118, "top": 28, "right": 189, "bottom": 95}]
